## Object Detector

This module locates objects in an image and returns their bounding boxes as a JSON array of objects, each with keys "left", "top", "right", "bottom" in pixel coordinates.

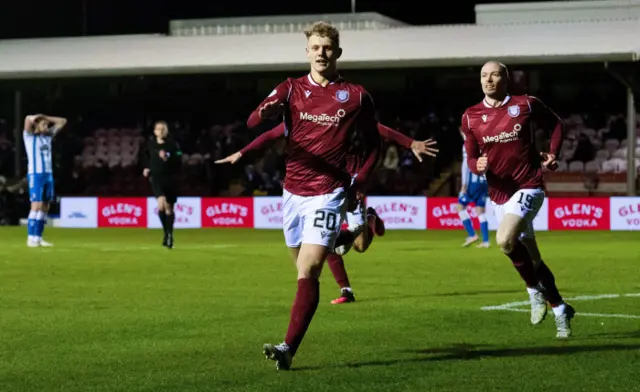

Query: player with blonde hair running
[{"left": 245, "top": 21, "right": 389, "bottom": 370}]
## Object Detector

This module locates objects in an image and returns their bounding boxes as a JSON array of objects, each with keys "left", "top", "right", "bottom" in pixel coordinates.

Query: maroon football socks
[
  {"left": 536, "top": 261, "right": 563, "bottom": 306},
  {"left": 507, "top": 240, "right": 539, "bottom": 288},
  {"left": 284, "top": 278, "right": 320, "bottom": 356},
  {"left": 327, "top": 253, "right": 351, "bottom": 289}
]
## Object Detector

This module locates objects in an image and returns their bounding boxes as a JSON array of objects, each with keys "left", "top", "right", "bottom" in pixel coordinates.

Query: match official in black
[{"left": 142, "top": 121, "right": 182, "bottom": 249}]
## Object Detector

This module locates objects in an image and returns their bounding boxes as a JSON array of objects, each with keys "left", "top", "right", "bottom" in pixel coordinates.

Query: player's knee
[
  {"left": 296, "top": 244, "right": 328, "bottom": 280},
  {"left": 296, "top": 261, "right": 323, "bottom": 280},
  {"left": 352, "top": 232, "right": 368, "bottom": 253},
  {"left": 351, "top": 242, "right": 369, "bottom": 253},
  {"left": 455, "top": 203, "right": 464, "bottom": 212},
  {"left": 496, "top": 230, "right": 515, "bottom": 254}
]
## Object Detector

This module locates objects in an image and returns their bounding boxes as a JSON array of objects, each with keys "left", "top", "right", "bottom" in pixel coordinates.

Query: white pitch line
[
  {"left": 568, "top": 294, "right": 622, "bottom": 301},
  {"left": 481, "top": 300, "right": 530, "bottom": 310},
  {"left": 576, "top": 312, "right": 640, "bottom": 319},
  {"left": 481, "top": 293, "right": 638, "bottom": 312},
  {"left": 482, "top": 293, "right": 640, "bottom": 319},
  {"left": 494, "top": 307, "right": 640, "bottom": 319}
]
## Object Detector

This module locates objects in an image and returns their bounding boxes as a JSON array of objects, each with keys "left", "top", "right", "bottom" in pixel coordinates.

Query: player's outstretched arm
[
  {"left": 376, "top": 123, "right": 438, "bottom": 162},
  {"left": 529, "top": 96, "right": 565, "bottom": 170},
  {"left": 215, "top": 151, "right": 243, "bottom": 165},
  {"left": 247, "top": 80, "right": 292, "bottom": 129},
  {"left": 460, "top": 113, "right": 484, "bottom": 175},
  {"left": 215, "top": 123, "right": 286, "bottom": 165},
  {"left": 351, "top": 92, "right": 382, "bottom": 189}
]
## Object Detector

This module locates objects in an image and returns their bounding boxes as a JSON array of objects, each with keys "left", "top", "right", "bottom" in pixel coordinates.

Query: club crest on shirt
[
  {"left": 508, "top": 105, "right": 520, "bottom": 117},
  {"left": 335, "top": 89, "right": 349, "bottom": 103},
  {"left": 481, "top": 114, "right": 487, "bottom": 122}
]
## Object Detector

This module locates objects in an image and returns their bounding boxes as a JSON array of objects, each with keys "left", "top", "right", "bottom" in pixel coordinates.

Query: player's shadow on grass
[
  {"left": 581, "top": 330, "right": 640, "bottom": 340},
  {"left": 293, "top": 343, "right": 640, "bottom": 371},
  {"left": 404, "top": 343, "right": 640, "bottom": 361}
]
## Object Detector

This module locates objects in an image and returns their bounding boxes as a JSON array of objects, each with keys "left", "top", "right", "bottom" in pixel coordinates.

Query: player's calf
[
  {"left": 276, "top": 242, "right": 326, "bottom": 368},
  {"left": 457, "top": 204, "right": 477, "bottom": 241},
  {"left": 326, "top": 252, "right": 356, "bottom": 304},
  {"left": 27, "top": 209, "right": 38, "bottom": 246},
  {"left": 327, "top": 252, "right": 351, "bottom": 289},
  {"left": 498, "top": 214, "right": 540, "bottom": 291},
  {"left": 475, "top": 208, "right": 490, "bottom": 246}
]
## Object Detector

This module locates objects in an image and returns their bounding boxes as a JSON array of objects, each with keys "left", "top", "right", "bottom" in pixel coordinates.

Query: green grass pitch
[{"left": 1, "top": 228, "right": 639, "bottom": 392}]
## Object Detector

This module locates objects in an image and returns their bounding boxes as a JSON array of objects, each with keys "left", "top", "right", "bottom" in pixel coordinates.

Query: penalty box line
[{"left": 481, "top": 293, "right": 640, "bottom": 320}]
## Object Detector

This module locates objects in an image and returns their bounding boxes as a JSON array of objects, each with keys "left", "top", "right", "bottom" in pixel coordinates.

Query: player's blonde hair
[{"left": 304, "top": 21, "right": 340, "bottom": 47}]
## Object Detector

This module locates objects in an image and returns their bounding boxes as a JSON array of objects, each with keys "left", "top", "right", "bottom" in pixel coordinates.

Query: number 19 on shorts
[{"left": 517, "top": 192, "right": 534, "bottom": 210}]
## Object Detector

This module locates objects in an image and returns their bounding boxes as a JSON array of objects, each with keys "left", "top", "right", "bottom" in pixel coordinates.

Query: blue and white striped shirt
[
  {"left": 23, "top": 128, "right": 57, "bottom": 175},
  {"left": 461, "top": 146, "right": 487, "bottom": 188}
]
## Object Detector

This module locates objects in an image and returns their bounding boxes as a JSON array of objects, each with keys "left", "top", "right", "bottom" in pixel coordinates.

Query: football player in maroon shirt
[
  {"left": 461, "top": 61, "right": 573, "bottom": 339},
  {"left": 244, "top": 21, "right": 389, "bottom": 370}
]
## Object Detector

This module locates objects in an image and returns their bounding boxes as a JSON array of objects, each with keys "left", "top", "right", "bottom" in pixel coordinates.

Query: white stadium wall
[
  {"left": 58, "top": 196, "right": 640, "bottom": 231},
  {"left": 0, "top": 18, "right": 638, "bottom": 78}
]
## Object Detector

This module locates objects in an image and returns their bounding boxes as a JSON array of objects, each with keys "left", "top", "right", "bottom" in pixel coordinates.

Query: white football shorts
[
  {"left": 282, "top": 187, "right": 347, "bottom": 248},
  {"left": 491, "top": 188, "right": 544, "bottom": 239}
]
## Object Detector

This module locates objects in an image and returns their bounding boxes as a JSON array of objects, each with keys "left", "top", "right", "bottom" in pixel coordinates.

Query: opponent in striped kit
[
  {"left": 456, "top": 143, "right": 490, "bottom": 248},
  {"left": 23, "top": 114, "right": 67, "bottom": 247}
]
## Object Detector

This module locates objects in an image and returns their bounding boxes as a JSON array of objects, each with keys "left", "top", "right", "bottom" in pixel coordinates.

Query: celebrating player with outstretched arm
[
  {"left": 461, "top": 61, "right": 573, "bottom": 338},
  {"left": 244, "top": 21, "right": 388, "bottom": 370},
  {"left": 216, "top": 122, "right": 437, "bottom": 305},
  {"left": 23, "top": 113, "right": 67, "bottom": 247}
]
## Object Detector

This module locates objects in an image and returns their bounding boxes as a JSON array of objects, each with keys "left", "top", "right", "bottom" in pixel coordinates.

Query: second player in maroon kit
[
  {"left": 462, "top": 95, "right": 563, "bottom": 205},
  {"left": 462, "top": 61, "right": 574, "bottom": 339},
  {"left": 245, "top": 21, "right": 384, "bottom": 370}
]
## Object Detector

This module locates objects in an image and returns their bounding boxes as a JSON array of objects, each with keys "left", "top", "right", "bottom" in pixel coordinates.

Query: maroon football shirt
[
  {"left": 241, "top": 121, "right": 412, "bottom": 179},
  {"left": 461, "top": 95, "right": 565, "bottom": 204},
  {"left": 247, "top": 74, "right": 380, "bottom": 196}
]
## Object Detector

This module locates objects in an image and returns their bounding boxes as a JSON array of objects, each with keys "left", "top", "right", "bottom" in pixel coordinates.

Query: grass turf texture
[{"left": 1, "top": 228, "right": 639, "bottom": 392}]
